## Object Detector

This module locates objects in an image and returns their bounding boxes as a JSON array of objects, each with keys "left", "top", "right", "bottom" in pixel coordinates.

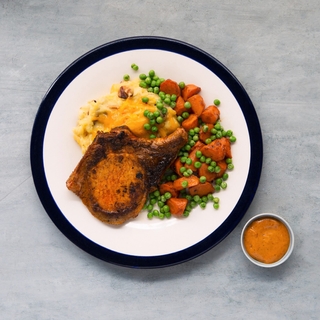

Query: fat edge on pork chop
[{"left": 66, "top": 126, "right": 188, "bottom": 225}]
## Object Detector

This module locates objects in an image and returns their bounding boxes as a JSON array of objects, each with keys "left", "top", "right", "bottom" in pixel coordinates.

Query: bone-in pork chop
[{"left": 66, "top": 126, "right": 188, "bottom": 225}]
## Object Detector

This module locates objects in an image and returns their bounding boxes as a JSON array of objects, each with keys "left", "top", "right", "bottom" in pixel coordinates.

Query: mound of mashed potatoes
[{"left": 73, "top": 78, "right": 180, "bottom": 153}]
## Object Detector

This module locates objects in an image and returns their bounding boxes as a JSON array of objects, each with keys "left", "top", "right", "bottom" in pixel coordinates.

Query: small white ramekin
[{"left": 240, "top": 213, "right": 294, "bottom": 268}]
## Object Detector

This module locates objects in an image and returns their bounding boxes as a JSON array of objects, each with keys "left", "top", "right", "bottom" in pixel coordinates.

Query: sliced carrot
[
  {"left": 215, "top": 160, "right": 228, "bottom": 178},
  {"left": 181, "top": 114, "right": 199, "bottom": 131},
  {"left": 185, "top": 142, "right": 204, "bottom": 172},
  {"left": 199, "top": 123, "right": 214, "bottom": 143},
  {"left": 189, "top": 182, "right": 215, "bottom": 197},
  {"left": 187, "top": 94, "right": 205, "bottom": 116},
  {"left": 221, "top": 137, "right": 232, "bottom": 159},
  {"left": 173, "top": 158, "right": 184, "bottom": 177},
  {"left": 200, "top": 105, "right": 220, "bottom": 124},
  {"left": 159, "top": 181, "right": 179, "bottom": 198},
  {"left": 174, "top": 96, "right": 189, "bottom": 116},
  {"left": 173, "top": 175, "right": 200, "bottom": 191},
  {"left": 198, "top": 163, "right": 217, "bottom": 182},
  {"left": 181, "top": 84, "right": 201, "bottom": 101},
  {"left": 167, "top": 198, "right": 188, "bottom": 216},
  {"left": 159, "top": 79, "right": 181, "bottom": 96},
  {"left": 190, "top": 140, "right": 205, "bottom": 151},
  {"left": 201, "top": 138, "right": 226, "bottom": 162}
]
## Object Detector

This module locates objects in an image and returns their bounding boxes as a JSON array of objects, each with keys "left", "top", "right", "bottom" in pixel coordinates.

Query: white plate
[{"left": 31, "top": 36, "right": 263, "bottom": 268}]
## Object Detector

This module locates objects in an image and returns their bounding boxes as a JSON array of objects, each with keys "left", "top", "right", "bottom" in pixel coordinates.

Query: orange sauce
[{"left": 243, "top": 218, "right": 290, "bottom": 264}]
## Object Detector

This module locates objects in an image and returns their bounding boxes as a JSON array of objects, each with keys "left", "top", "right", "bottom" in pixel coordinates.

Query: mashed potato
[{"left": 73, "top": 78, "right": 180, "bottom": 153}]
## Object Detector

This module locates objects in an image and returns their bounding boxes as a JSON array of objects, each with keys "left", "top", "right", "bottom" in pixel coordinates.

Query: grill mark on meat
[{"left": 66, "top": 126, "right": 188, "bottom": 225}]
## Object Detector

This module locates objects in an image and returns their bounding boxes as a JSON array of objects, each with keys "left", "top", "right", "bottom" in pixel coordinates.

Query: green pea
[
  {"left": 149, "top": 134, "right": 156, "bottom": 139},
  {"left": 144, "top": 123, "right": 151, "bottom": 130},
  {"left": 183, "top": 211, "right": 190, "bottom": 217},
  {"left": 213, "top": 197, "right": 220, "bottom": 204},
  {"left": 153, "top": 190, "right": 160, "bottom": 197},
  {"left": 164, "top": 211, "right": 171, "bottom": 219},
  {"left": 179, "top": 82, "right": 185, "bottom": 89},
  {"left": 139, "top": 81, "right": 147, "bottom": 88},
  {"left": 196, "top": 150, "right": 202, "bottom": 158},
  {"left": 171, "top": 94, "right": 177, "bottom": 102},
  {"left": 207, "top": 166, "right": 215, "bottom": 173},
  {"left": 142, "top": 97, "right": 149, "bottom": 103},
  {"left": 221, "top": 182, "right": 227, "bottom": 189},
  {"left": 214, "top": 99, "right": 220, "bottom": 106},
  {"left": 222, "top": 173, "right": 229, "bottom": 181},
  {"left": 164, "top": 192, "right": 172, "bottom": 200},
  {"left": 154, "top": 87, "right": 160, "bottom": 94},
  {"left": 182, "top": 112, "right": 189, "bottom": 119},
  {"left": 139, "top": 73, "right": 147, "bottom": 80},
  {"left": 205, "top": 157, "right": 211, "bottom": 164},
  {"left": 143, "top": 110, "right": 150, "bottom": 117},
  {"left": 181, "top": 180, "right": 188, "bottom": 188},
  {"left": 230, "top": 136, "right": 237, "bottom": 143},
  {"left": 152, "top": 209, "right": 159, "bottom": 217},
  {"left": 205, "top": 138, "right": 212, "bottom": 144},
  {"left": 131, "top": 63, "right": 139, "bottom": 71},
  {"left": 215, "top": 166, "right": 221, "bottom": 173},
  {"left": 158, "top": 201, "right": 164, "bottom": 208},
  {"left": 215, "top": 178, "right": 222, "bottom": 185},
  {"left": 147, "top": 212, "right": 153, "bottom": 219},
  {"left": 193, "top": 195, "right": 201, "bottom": 203},
  {"left": 194, "top": 161, "right": 202, "bottom": 169},
  {"left": 156, "top": 116, "right": 164, "bottom": 124},
  {"left": 159, "top": 212, "right": 165, "bottom": 219},
  {"left": 213, "top": 203, "right": 220, "bottom": 210},
  {"left": 123, "top": 74, "right": 130, "bottom": 81},
  {"left": 200, "top": 156, "right": 206, "bottom": 163},
  {"left": 151, "top": 126, "right": 158, "bottom": 133},
  {"left": 200, "top": 202, "right": 206, "bottom": 209},
  {"left": 180, "top": 167, "right": 187, "bottom": 173},
  {"left": 184, "top": 101, "right": 191, "bottom": 109},
  {"left": 199, "top": 176, "right": 206, "bottom": 183},
  {"left": 228, "top": 163, "right": 234, "bottom": 170},
  {"left": 186, "top": 158, "right": 192, "bottom": 165}
]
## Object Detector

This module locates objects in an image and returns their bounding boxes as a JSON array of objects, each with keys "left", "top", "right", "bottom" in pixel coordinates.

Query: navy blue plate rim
[{"left": 30, "top": 36, "right": 263, "bottom": 269}]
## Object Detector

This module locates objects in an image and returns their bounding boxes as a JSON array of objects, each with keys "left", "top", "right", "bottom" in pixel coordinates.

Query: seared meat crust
[{"left": 66, "top": 126, "right": 188, "bottom": 225}]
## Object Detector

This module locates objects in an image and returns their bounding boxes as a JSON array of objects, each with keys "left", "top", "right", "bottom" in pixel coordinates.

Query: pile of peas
[{"left": 127, "top": 64, "right": 236, "bottom": 219}]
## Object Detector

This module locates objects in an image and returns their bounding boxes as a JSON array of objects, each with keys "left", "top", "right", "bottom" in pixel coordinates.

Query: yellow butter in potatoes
[{"left": 73, "top": 78, "right": 180, "bottom": 153}]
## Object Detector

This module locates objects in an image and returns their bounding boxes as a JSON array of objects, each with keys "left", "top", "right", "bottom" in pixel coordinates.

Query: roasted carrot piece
[
  {"left": 221, "top": 137, "right": 232, "bottom": 159},
  {"left": 200, "top": 105, "right": 220, "bottom": 124},
  {"left": 159, "top": 79, "right": 181, "bottom": 96},
  {"left": 187, "top": 94, "right": 205, "bottom": 116},
  {"left": 173, "top": 158, "right": 184, "bottom": 176},
  {"left": 199, "top": 123, "right": 214, "bottom": 143},
  {"left": 201, "top": 138, "right": 226, "bottom": 161},
  {"left": 189, "top": 182, "right": 215, "bottom": 197},
  {"left": 174, "top": 96, "right": 190, "bottom": 116},
  {"left": 181, "top": 84, "right": 201, "bottom": 101},
  {"left": 167, "top": 198, "right": 188, "bottom": 216},
  {"left": 182, "top": 114, "right": 199, "bottom": 131},
  {"left": 215, "top": 160, "right": 228, "bottom": 178},
  {"left": 185, "top": 142, "right": 204, "bottom": 172},
  {"left": 198, "top": 163, "right": 217, "bottom": 182},
  {"left": 190, "top": 140, "right": 205, "bottom": 151},
  {"left": 159, "top": 182, "right": 179, "bottom": 198},
  {"left": 173, "top": 175, "right": 200, "bottom": 191}
]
